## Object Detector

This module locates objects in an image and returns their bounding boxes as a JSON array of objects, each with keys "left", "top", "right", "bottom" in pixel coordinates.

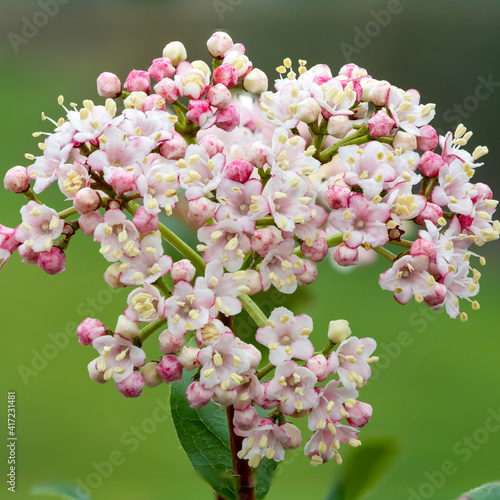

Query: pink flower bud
[
  {"left": 410, "top": 239, "right": 436, "bottom": 261},
  {"left": 215, "top": 106, "right": 240, "bottom": 132},
  {"left": 157, "top": 355, "right": 183, "bottom": 383},
  {"left": 424, "top": 282, "right": 447, "bottom": 307},
  {"left": 245, "top": 142, "right": 270, "bottom": 168},
  {"left": 346, "top": 401, "right": 372, "bottom": 428},
  {"left": 159, "top": 132, "right": 187, "bottom": 160},
  {"left": 133, "top": 206, "right": 159, "bottom": 234},
  {"left": 207, "top": 84, "right": 232, "bottom": 109},
  {"left": 332, "top": 243, "right": 359, "bottom": 267},
  {"left": 233, "top": 406, "right": 260, "bottom": 431},
  {"left": 212, "top": 386, "right": 238, "bottom": 407},
  {"left": 244, "top": 269, "right": 262, "bottom": 295},
  {"left": 178, "top": 345, "right": 201, "bottom": 371},
  {"left": 18, "top": 244, "right": 38, "bottom": 265},
  {"left": 235, "top": 339, "right": 262, "bottom": 369},
  {"left": 159, "top": 330, "right": 184, "bottom": 354},
  {"left": 418, "top": 151, "right": 445, "bottom": 178},
  {"left": 213, "top": 64, "right": 238, "bottom": 88},
  {"left": 243, "top": 68, "right": 268, "bottom": 94},
  {"left": 142, "top": 361, "right": 164, "bottom": 388},
  {"left": 472, "top": 182, "right": 493, "bottom": 202},
  {"left": 96, "top": 72, "right": 122, "bottom": 98},
  {"left": 393, "top": 131, "right": 417, "bottom": 152},
  {"left": 141, "top": 94, "right": 166, "bottom": 112},
  {"left": 352, "top": 102, "right": 369, "bottom": 120},
  {"left": 73, "top": 187, "right": 101, "bottom": 215},
  {"left": 198, "top": 135, "right": 225, "bottom": 158},
  {"left": 148, "top": 57, "right": 175, "bottom": 81},
  {"left": 38, "top": 247, "right": 65, "bottom": 275},
  {"left": 76, "top": 318, "right": 107, "bottom": 346},
  {"left": 186, "top": 100, "right": 215, "bottom": 128},
  {"left": 124, "top": 70, "right": 151, "bottom": 94},
  {"left": 280, "top": 422, "right": 302, "bottom": 449},
  {"left": 188, "top": 197, "right": 217, "bottom": 225},
  {"left": 327, "top": 115, "right": 353, "bottom": 139},
  {"left": 115, "top": 315, "right": 140, "bottom": 340},
  {"left": 324, "top": 185, "right": 350, "bottom": 210},
  {"left": 251, "top": 228, "right": 277, "bottom": 257},
  {"left": 116, "top": 371, "right": 145, "bottom": 398},
  {"left": 103, "top": 263, "right": 126, "bottom": 289},
  {"left": 124, "top": 91, "right": 148, "bottom": 110},
  {"left": 108, "top": 168, "right": 136, "bottom": 195},
  {"left": 296, "top": 97, "right": 321, "bottom": 123},
  {"left": 296, "top": 259, "right": 318, "bottom": 285},
  {"left": 4, "top": 166, "right": 30, "bottom": 193},
  {"left": 224, "top": 158, "right": 254, "bottom": 183},
  {"left": 186, "top": 381, "right": 213, "bottom": 408},
  {"left": 154, "top": 77, "right": 179, "bottom": 104},
  {"left": 79, "top": 211, "right": 103, "bottom": 236},
  {"left": 254, "top": 382, "right": 279, "bottom": 410},
  {"left": 368, "top": 109, "right": 395, "bottom": 137},
  {"left": 162, "top": 41, "right": 187, "bottom": 67},
  {"left": 368, "top": 80, "right": 391, "bottom": 106},
  {"left": 414, "top": 202, "right": 443, "bottom": 227},
  {"left": 301, "top": 237, "right": 328, "bottom": 263},
  {"left": 416, "top": 125, "right": 438, "bottom": 152},
  {"left": 207, "top": 32, "right": 233, "bottom": 58},
  {"left": 171, "top": 259, "right": 196, "bottom": 283},
  {"left": 306, "top": 354, "right": 329, "bottom": 382}
]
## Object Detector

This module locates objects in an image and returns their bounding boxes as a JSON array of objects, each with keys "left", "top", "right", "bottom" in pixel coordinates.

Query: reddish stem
[{"left": 226, "top": 405, "right": 255, "bottom": 500}]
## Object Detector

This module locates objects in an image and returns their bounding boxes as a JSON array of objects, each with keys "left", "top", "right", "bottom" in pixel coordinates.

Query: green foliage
[
  {"left": 326, "top": 438, "right": 397, "bottom": 500},
  {"left": 456, "top": 482, "right": 500, "bottom": 499},
  {"left": 30, "top": 482, "right": 91, "bottom": 500}
]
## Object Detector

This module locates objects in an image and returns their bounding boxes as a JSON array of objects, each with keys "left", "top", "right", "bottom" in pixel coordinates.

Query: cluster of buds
[{"left": 2, "top": 31, "right": 497, "bottom": 469}]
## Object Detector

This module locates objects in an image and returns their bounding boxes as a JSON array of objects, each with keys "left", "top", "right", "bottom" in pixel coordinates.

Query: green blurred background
[{"left": 1, "top": 0, "right": 500, "bottom": 499}]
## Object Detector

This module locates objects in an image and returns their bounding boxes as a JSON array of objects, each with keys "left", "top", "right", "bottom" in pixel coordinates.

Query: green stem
[
  {"left": 424, "top": 177, "right": 438, "bottom": 199},
  {"left": 388, "top": 239, "right": 413, "bottom": 249},
  {"left": 24, "top": 189, "right": 42, "bottom": 205},
  {"left": 255, "top": 217, "right": 276, "bottom": 228},
  {"left": 318, "top": 128, "right": 368, "bottom": 162},
  {"left": 153, "top": 277, "right": 172, "bottom": 297},
  {"left": 256, "top": 362, "right": 274, "bottom": 380},
  {"left": 238, "top": 293, "right": 267, "bottom": 328},
  {"left": 137, "top": 317, "right": 168, "bottom": 344},
  {"left": 372, "top": 245, "right": 397, "bottom": 262}
]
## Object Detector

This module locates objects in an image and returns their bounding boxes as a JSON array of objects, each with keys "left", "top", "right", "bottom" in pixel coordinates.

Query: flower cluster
[{"left": 2, "top": 31, "right": 497, "bottom": 469}]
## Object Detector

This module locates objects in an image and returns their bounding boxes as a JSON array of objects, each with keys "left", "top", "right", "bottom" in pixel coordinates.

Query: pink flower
[
  {"left": 163, "top": 279, "right": 215, "bottom": 336},
  {"left": 378, "top": 255, "right": 435, "bottom": 305},
  {"left": 235, "top": 418, "right": 291, "bottom": 467},
  {"left": 94, "top": 209, "right": 141, "bottom": 262},
  {"left": 260, "top": 238, "right": 304, "bottom": 294},
  {"left": 332, "top": 336, "right": 377, "bottom": 389},
  {"left": 197, "top": 220, "right": 251, "bottom": 272},
  {"left": 215, "top": 178, "right": 268, "bottom": 233},
  {"left": 256, "top": 307, "right": 314, "bottom": 365},
  {"left": 311, "top": 77, "right": 356, "bottom": 119},
  {"left": 222, "top": 44, "right": 252, "bottom": 79},
  {"left": 329, "top": 193, "right": 390, "bottom": 249},
  {"left": 15, "top": 201, "right": 64, "bottom": 253},
  {"left": 0, "top": 225, "right": 21, "bottom": 269},
  {"left": 174, "top": 61, "right": 210, "bottom": 100},
  {"left": 198, "top": 333, "right": 251, "bottom": 390},
  {"left": 266, "top": 361, "right": 318, "bottom": 415},
  {"left": 90, "top": 334, "right": 146, "bottom": 383},
  {"left": 125, "top": 282, "right": 165, "bottom": 323}
]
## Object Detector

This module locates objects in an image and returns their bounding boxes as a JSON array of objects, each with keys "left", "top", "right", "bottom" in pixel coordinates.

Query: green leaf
[
  {"left": 30, "top": 481, "right": 91, "bottom": 500},
  {"left": 456, "top": 482, "right": 500, "bottom": 499},
  {"left": 170, "top": 369, "right": 279, "bottom": 499},
  {"left": 326, "top": 438, "right": 398, "bottom": 500},
  {"left": 170, "top": 370, "right": 236, "bottom": 500}
]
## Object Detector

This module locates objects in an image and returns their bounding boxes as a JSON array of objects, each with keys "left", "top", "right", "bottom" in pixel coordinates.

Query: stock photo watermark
[
  {"left": 408, "top": 406, "right": 500, "bottom": 499},
  {"left": 7, "top": 0, "right": 71, "bottom": 54},
  {"left": 213, "top": 0, "right": 244, "bottom": 22}
]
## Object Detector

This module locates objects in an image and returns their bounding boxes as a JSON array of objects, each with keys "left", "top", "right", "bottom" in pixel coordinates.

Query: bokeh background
[{"left": 1, "top": 0, "right": 500, "bottom": 499}]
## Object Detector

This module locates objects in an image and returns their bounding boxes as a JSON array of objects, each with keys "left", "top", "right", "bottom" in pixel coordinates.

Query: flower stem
[
  {"left": 226, "top": 405, "right": 255, "bottom": 500},
  {"left": 388, "top": 239, "right": 413, "bottom": 249},
  {"left": 256, "top": 362, "right": 274, "bottom": 380},
  {"left": 372, "top": 245, "right": 397, "bottom": 262},
  {"left": 137, "top": 317, "right": 168, "bottom": 345},
  {"left": 318, "top": 128, "right": 368, "bottom": 162}
]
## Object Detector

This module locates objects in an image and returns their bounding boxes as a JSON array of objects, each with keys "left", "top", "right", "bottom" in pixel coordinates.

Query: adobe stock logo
[{"left": 7, "top": 0, "right": 71, "bottom": 54}]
